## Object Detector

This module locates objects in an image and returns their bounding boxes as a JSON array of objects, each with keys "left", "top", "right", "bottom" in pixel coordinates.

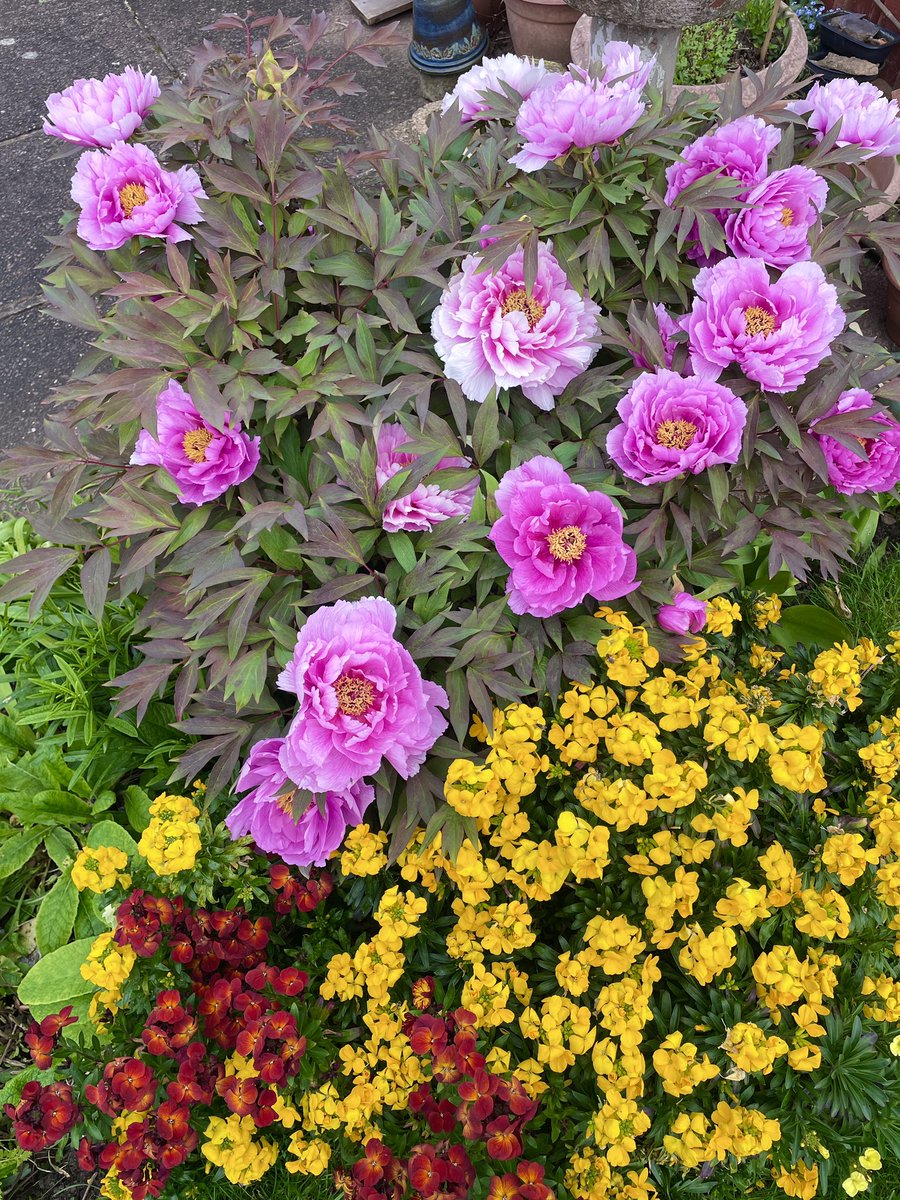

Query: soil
[
  {"left": 818, "top": 51, "right": 879, "bottom": 75},
  {"left": 729, "top": 20, "right": 789, "bottom": 74}
]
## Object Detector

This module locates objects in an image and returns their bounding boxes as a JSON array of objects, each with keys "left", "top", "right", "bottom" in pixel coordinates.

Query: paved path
[{"left": 0, "top": 0, "right": 430, "bottom": 451}]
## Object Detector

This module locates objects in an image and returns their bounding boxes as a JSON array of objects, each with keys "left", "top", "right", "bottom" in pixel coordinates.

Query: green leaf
[
  {"left": 386, "top": 532, "right": 417, "bottom": 574},
  {"left": 35, "top": 875, "right": 79, "bottom": 955},
  {"left": 769, "top": 605, "right": 852, "bottom": 651},
  {"left": 17, "top": 937, "right": 97, "bottom": 1023},
  {"left": 86, "top": 820, "right": 138, "bottom": 857},
  {"left": 29, "top": 790, "right": 92, "bottom": 824},
  {"left": 124, "top": 786, "right": 152, "bottom": 834},
  {"left": 44, "top": 828, "right": 79, "bottom": 870},
  {"left": 0, "top": 830, "right": 43, "bottom": 880},
  {"left": 472, "top": 391, "right": 501, "bottom": 463},
  {"left": 0, "top": 713, "right": 36, "bottom": 753}
]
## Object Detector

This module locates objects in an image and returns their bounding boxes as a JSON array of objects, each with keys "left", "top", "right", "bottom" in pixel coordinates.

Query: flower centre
[
  {"left": 501, "top": 288, "right": 546, "bottom": 329},
  {"left": 655, "top": 419, "right": 698, "bottom": 450},
  {"left": 276, "top": 789, "right": 296, "bottom": 816},
  {"left": 334, "top": 673, "right": 375, "bottom": 717},
  {"left": 780, "top": 206, "right": 794, "bottom": 227},
  {"left": 119, "top": 182, "right": 149, "bottom": 217},
  {"left": 546, "top": 524, "right": 587, "bottom": 564},
  {"left": 182, "top": 428, "right": 214, "bottom": 463},
  {"left": 744, "top": 305, "right": 776, "bottom": 339}
]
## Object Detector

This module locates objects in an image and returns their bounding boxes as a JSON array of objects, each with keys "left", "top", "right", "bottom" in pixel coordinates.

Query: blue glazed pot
[{"left": 409, "top": 0, "right": 488, "bottom": 74}]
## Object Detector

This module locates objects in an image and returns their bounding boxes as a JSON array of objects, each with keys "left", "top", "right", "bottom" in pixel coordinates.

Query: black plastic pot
[{"left": 817, "top": 8, "right": 900, "bottom": 66}]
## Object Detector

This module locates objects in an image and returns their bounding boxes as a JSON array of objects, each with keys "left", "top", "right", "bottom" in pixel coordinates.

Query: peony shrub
[{"left": 8, "top": 600, "right": 900, "bottom": 1200}]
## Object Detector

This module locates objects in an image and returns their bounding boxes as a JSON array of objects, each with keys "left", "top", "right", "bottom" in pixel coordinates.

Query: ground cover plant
[
  {"left": 674, "top": 0, "right": 790, "bottom": 88},
  {"left": 2, "top": 7, "right": 900, "bottom": 1200},
  {"left": 5, "top": 599, "right": 900, "bottom": 1200}
]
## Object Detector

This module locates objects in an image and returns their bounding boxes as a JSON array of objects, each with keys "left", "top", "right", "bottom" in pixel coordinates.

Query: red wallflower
[
  {"left": 408, "top": 1145, "right": 446, "bottom": 1197},
  {"left": 353, "top": 1138, "right": 393, "bottom": 1186},
  {"left": 411, "top": 976, "right": 435, "bottom": 1011},
  {"left": 85, "top": 1057, "right": 157, "bottom": 1116},
  {"left": 23, "top": 1006, "right": 75, "bottom": 1070},
  {"left": 485, "top": 1116, "right": 522, "bottom": 1162},
  {"left": 5, "top": 1081, "right": 80, "bottom": 1151},
  {"left": 516, "top": 1161, "right": 553, "bottom": 1200},
  {"left": 408, "top": 1015, "right": 448, "bottom": 1057}
]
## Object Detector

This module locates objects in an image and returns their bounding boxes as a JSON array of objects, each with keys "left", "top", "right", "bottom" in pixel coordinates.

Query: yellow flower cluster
[
  {"left": 201, "top": 1114, "right": 277, "bottom": 1184},
  {"left": 99, "top": 1169, "right": 133, "bottom": 1200},
  {"left": 81, "top": 930, "right": 136, "bottom": 1025},
  {"left": 320, "top": 607, "right": 900, "bottom": 1192},
  {"left": 71, "top": 844, "right": 130, "bottom": 893},
  {"left": 285, "top": 1135, "right": 331, "bottom": 1176},
  {"left": 842, "top": 1148, "right": 883, "bottom": 1196},
  {"left": 137, "top": 792, "right": 201, "bottom": 875}
]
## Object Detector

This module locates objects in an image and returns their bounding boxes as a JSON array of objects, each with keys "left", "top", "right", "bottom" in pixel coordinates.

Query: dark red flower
[
  {"left": 354, "top": 1138, "right": 393, "bottom": 1186},
  {"left": 487, "top": 1174, "right": 520, "bottom": 1200},
  {"left": 408, "top": 1146, "right": 446, "bottom": 1197},
  {"left": 516, "top": 1161, "right": 553, "bottom": 1200},
  {"left": 485, "top": 1117, "right": 522, "bottom": 1161},
  {"left": 5, "top": 1081, "right": 80, "bottom": 1151},
  {"left": 408, "top": 1015, "right": 448, "bottom": 1057}
]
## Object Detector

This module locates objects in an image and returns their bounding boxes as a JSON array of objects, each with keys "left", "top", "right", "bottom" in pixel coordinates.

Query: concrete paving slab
[
  {"left": 0, "top": 133, "right": 79, "bottom": 310},
  {"left": 0, "top": 307, "right": 88, "bottom": 450},
  {"left": 0, "top": 0, "right": 169, "bottom": 140}
]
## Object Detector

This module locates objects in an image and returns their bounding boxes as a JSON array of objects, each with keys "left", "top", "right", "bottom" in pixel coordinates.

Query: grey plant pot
[{"left": 563, "top": 0, "right": 745, "bottom": 31}]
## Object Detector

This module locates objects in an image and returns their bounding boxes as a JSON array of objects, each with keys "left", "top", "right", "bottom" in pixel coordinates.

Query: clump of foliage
[
  {"left": 675, "top": 0, "right": 790, "bottom": 86},
  {"left": 812, "top": 539, "right": 900, "bottom": 645},
  {"left": 8, "top": 598, "right": 900, "bottom": 1200}
]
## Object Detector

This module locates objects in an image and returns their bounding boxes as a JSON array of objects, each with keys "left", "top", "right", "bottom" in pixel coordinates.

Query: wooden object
[{"left": 349, "top": 0, "right": 412, "bottom": 25}]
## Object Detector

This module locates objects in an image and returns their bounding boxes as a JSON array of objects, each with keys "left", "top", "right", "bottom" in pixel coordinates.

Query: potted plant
[{"left": 571, "top": 0, "right": 808, "bottom": 102}]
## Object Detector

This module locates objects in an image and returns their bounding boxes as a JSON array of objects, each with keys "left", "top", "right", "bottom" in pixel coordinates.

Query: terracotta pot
[{"left": 506, "top": 0, "right": 580, "bottom": 64}]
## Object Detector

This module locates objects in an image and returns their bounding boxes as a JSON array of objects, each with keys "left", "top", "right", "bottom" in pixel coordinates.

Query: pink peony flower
[
  {"left": 600, "top": 40, "right": 655, "bottom": 93},
  {"left": 631, "top": 303, "right": 681, "bottom": 371},
  {"left": 788, "top": 78, "right": 900, "bottom": 159},
  {"left": 441, "top": 54, "right": 551, "bottom": 122},
  {"left": 606, "top": 368, "right": 747, "bottom": 485},
  {"left": 489, "top": 456, "right": 638, "bottom": 618},
  {"left": 44, "top": 67, "right": 160, "bottom": 147},
  {"left": 658, "top": 592, "right": 707, "bottom": 634},
  {"left": 665, "top": 117, "right": 781, "bottom": 210},
  {"left": 377, "top": 424, "right": 476, "bottom": 533},
  {"left": 277, "top": 598, "right": 448, "bottom": 793},
  {"left": 510, "top": 68, "right": 646, "bottom": 173},
  {"left": 71, "top": 141, "right": 205, "bottom": 251},
  {"left": 725, "top": 165, "right": 827, "bottom": 268},
  {"left": 812, "top": 389, "right": 900, "bottom": 495},
  {"left": 685, "top": 257, "right": 844, "bottom": 393},
  {"left": 226, "top": 738, "right": 374, "bottom": 868},
  {"left": 131, "top": 379, "right": 260, "bottom": 505},
  {"left": 431, "top": 241, "right": 601, "bottom": 411}
]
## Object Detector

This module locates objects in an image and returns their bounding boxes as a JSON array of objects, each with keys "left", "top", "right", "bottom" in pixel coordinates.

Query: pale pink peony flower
[
  {"left": 431, "top": 241, "right": 601, "bottom": 411},
  {"left": 71, "top": 140, "right": 205, "bottom": 251},
  {"left": 789, "top": 78, "right": 900, "bottom": 159},
  {"left": 277, "top": 598, "right": 448, "bottom": 794},
  {"left": 510, "top": 67, "right": 646, "bottom": 173},
  {"left": 489, "top": 456, "right": 637, "bottom": 618},
  {"left": 685, "top": 257, "right": 844, "bottom": 393},
  {"left": 44, "top": 67, "right": 160, "bottom": 147},
  {"left": 812, "top": 389, "right": 900, "bottom": 495},
  {"left": 131, "top": 379, "right": 260, "bottom": 505},
  {"left": 725, "top": 165, "right": 827, "bottom": 268},
  {"left": 441, "top": 54, "right": 552, "bottom": 122},
  {"left": 600, "top": 41, "right": 655, "bottom": 93},
  {"left": 607, "top": 369, "right": 747, "bottom": 485},
  {"left": 658, "top": 592, "right": 707, "bottom": 634},
  {"left": 377, "top": 423, "right": 476, "bottom": 533},
  {"left": 226, "top": 738, "right": 374, "bottom": 868}
]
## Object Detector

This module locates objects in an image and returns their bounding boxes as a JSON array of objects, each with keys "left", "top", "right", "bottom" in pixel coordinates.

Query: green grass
[
  {"left": 810, "top": 540, "right": 900, "bottom": 646},
  {"left": 188, "top": 1161, "right": 332, "bottom": 1199}
]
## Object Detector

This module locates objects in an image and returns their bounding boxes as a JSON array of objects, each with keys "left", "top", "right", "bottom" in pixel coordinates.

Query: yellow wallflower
[
  {"left": 340, "top": 824, "right": 388, "bottom": 877},
  {"left": 722, "top": 1022, "right": 788, "bottom": 1075},
  {"left": 677, "top": 923, "right": 737, "bottom": 985},
  {"left": 596, "top": 616, "right": 660, "bottom": 687},
  {"left": 201, "top": 1114, "right": 277, "bottom": 1184},
  {"left": 768, "top": 724, "right": 826, "bottom": 794},
  {"left": 285, "top": 1135, "right": 331, "bottom": 1176},
  {"left": 754, "top": 594, "right": 782, "bottom": 630},
  {"left": 652, "top": 1031, "right": 718, "bottom": 1096},
  {"left": 821, "top": 833, "right": 878, "bottom": 886},
  {"left": 71, "top": 845, "right": 130, "bottom": 893},
  {"left": 773, "top": 1161, "right": 819, "bottom": 1200},
  {"left": 444, "top": 759, "right": 502, "bottom": 821},
  {"left": 706, "top": 597, "right": 742, "bottom": 637},
  {"left": 137, "top": 792, "right": 201, "bottom": 875}
]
